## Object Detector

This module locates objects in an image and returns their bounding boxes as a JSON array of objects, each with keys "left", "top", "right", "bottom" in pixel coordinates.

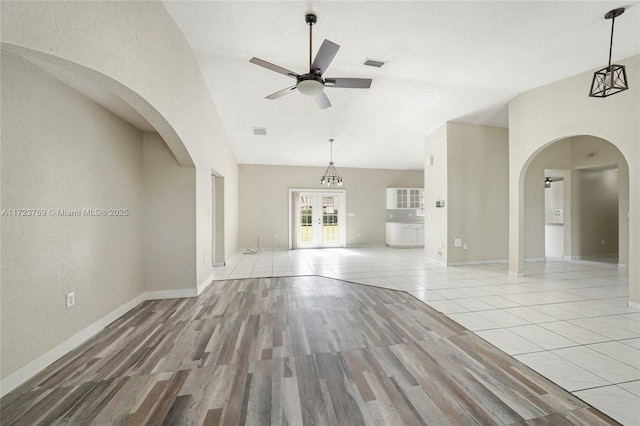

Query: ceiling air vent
[
  {"left": 252, "top": 127, "right": 267, "bottom": 136},
  {"left": 363, "top": 59, "right": 386, "bottom": 68}
]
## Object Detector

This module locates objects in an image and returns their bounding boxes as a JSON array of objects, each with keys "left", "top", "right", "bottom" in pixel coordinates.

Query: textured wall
[
  {"left": 143, "top": 133, "right": 196, "bottom": 294},
  {"left": 1, "top": 51, "right": 144, "bottom": 378},
  {"left": 574, "top": 169, "right": 619, "bottom": 257},
  {"left": 446, "top": 123, "right": 509, "bottom": 263},
  {"left": 1, "top": 0, "right": 240, "bottom": 293}
]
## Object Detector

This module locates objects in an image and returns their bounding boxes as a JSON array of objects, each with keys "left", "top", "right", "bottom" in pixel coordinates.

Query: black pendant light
[
  {"left": 320, "top": 139, "right": 343, "bottom": 186},
  {"left": 589, "top": 8, "right": 628, "bottom": 98}
]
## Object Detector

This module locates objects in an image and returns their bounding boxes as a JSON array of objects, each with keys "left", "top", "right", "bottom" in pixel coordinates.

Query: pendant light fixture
[
  {"left": 589, "top": 8, "right": 628, "bottom": 98},
  {"left": 320, "top": 139, "right": 343, "bottom": 186},
  {"left": 545, "top": 177, "right": 552, "bottom": 189}
]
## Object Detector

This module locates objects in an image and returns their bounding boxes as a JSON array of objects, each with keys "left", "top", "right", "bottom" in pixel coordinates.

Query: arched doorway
[{"left": 519, "top": 134, "right": 630, "bottom": 269}]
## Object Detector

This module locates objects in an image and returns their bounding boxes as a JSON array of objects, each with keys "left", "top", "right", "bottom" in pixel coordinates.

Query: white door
[{"left": 292, "top": 190, "right": 346, "bottom": 248}]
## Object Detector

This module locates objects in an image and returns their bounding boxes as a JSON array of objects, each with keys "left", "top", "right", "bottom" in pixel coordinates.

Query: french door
[{"left": 290, "top": 190, "right": 346, "bottom": 249}]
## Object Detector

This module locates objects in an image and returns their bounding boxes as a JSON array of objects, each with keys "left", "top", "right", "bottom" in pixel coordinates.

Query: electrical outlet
[
  {"left": 463, "top": 243, "right": 468, "bottom": 250},
  {"left": 66, "top": 292, "right": 75, "bottom": 308},
  {"left": 601, "top": 238, "right": 605, "bottom": 245}
]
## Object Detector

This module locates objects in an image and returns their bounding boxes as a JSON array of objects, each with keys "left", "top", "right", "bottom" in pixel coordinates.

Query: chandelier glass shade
[{"left": 320, "top": 139, "right": 343, "bottom": 187}]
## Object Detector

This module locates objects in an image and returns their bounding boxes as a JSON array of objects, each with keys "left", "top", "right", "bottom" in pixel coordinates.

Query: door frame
[{"left": 288, "top": 188, "right": 347, "bottom": 249}]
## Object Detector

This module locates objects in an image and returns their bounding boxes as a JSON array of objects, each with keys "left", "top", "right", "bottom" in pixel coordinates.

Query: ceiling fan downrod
[{"left": 306, "top": 14, "right": 317, "bottom": 70}]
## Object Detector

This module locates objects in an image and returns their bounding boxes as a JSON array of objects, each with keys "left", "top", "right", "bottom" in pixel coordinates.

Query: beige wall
[
  {"left": 424, "top": 125, "right": 448, "bottom": 262},
  {"left": 1, "top": 51, "right": 144, "bottom": 378},
  {"left": 573, "top": 168, "right": 619, "bottom": 257},
  {"left": 239, "top": 165, "right": 423, "bottom": 248},
  {"left": 424, "top": 123, "right": 509, "bottom": 264},
  {"left": 509, "top": 54, "right": 639, "bottom": 303},
  {"left": 1, "top": 0, "right": 239, "bottom": 290},
  {"left": 1, "top": 1, "right": 240, "bottom": 391},
  {"left": 447, "top": 123, "right": 509, "bottom": 263},
  {"left": 143, "top": 132, "right": 196, "bottom": 295}
]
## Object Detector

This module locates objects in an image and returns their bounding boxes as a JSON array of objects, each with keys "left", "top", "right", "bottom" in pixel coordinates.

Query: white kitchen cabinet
[
  {"left": 386, "top": 223, "right": 425, "bottom": 247},
  {"left": 545, "top": 208, "right": 564, "bottom": 224},
  {"left": 386, "top": 188, "right": 424, "bottom": 210}
]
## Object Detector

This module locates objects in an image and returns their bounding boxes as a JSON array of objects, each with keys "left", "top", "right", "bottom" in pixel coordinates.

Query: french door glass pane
[
  {"left": 300, "top": 195, "right": 313, "bottom": 244},
  {"left": 322, "top": 196, "right": 339, "bottom": 243}
]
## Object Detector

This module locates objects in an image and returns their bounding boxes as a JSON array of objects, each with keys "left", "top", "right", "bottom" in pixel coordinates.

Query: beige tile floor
[{"left": 213, "top": 247, "right": 639, "bottom": 425}]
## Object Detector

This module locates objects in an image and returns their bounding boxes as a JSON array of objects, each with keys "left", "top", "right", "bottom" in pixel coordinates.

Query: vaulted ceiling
[{"left": 164, "top": 1, "right": 639, "bottom": 170}]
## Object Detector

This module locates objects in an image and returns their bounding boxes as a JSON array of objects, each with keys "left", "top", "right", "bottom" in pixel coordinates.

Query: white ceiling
[{"left": 164, "top": 1, "right": 639, "bottom": 170}]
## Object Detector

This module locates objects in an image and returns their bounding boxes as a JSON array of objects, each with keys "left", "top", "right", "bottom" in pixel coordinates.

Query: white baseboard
[
  {"left": 197, "top": 272, "right": 215, "bottom": 295},
  {"left": 508, "top": 270, "right": 525, "bottom": 277},
  {"left": 628, "top": 300, "right": 640, "bottom": 309},
  {"left": 568, "top": 253, "right": 619, "bottom": 261},
  {"left": 447, "top": 259, "right": 508, "bottom": 266},
  {"left": 0, "top": 293, "right": 145, "bottom": 398},
  {"left": 618, "top": 263, "right": 628, "bottom": 268},
  {"left": 145, "top": 288, "right": 197, "bottom": 300},
  {"left": 425, "top": 257, "right": 447, "bottom": 266},
  {"left": 1, "top": 284, "right": 206, "bottom": 397},
  {"left": 525, "top": 257, "right": 546, "bottom": 263}
]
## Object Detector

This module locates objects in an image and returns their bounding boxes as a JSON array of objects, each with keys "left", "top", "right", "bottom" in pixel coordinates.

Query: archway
[
  {"left": 1, "top": 42, "right": 195, "bottom": 168},
  {"left": 521, "top": 136, "right": 629, "bottom": 268}
]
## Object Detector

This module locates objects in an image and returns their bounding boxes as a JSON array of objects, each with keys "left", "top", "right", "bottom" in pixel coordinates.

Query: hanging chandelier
[
  {"left": 589, "top": 8, "right": 628, "bottom": 98},
  {"left": 320, "top": 138, "right": 343, "bottom": 186}
]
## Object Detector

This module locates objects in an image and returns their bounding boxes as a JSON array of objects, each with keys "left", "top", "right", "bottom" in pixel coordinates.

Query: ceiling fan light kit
[
  {"left": 297, "top": 76, "right": 324, "bottom": 96},
  {"left": 249, "top": 13, "right": 373, "bottom": 109},
  {"left": 589, "top": 7, "right": 629, "bottom": 98}
]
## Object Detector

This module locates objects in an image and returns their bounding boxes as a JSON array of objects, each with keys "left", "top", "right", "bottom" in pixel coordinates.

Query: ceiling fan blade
[
  {"left": 265, "top": 85, "right": 297, "bottom": 100},
  {"left": 314, "top": 91, "right": 331, "bottom": 109},
  {"left": 324, "top": 78, "right": 372, "bottom": 89},
  {"left": 310, "top": 40, "right": 340, "bottom": 76},
  {"left": 250, "top": 57, "right": 299, "bottom": 79}
]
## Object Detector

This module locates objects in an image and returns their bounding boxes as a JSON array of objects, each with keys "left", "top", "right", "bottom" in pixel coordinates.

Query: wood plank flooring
[{"left": 1, "top": 276, "right": 619, "bottom": 425}]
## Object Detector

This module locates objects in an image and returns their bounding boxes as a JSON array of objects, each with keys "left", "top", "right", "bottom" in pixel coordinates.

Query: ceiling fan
[{"left": 249, "top": 13, "right": 372, "bottom": 109}]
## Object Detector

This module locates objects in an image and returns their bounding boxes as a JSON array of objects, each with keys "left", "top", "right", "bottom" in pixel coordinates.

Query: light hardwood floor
[{"left": 1, "top": 276, "right": 619, "bottom": 425}]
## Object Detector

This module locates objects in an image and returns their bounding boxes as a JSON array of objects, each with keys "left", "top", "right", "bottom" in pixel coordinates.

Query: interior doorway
[
  {"left": 212, "top": 173, "right": 225, "bottom": 266},
  {"left": 544, "top": 169, "right": 565, "bottom": 259},
  {"left": 289, "top": 189, "right": 346, "bottom": 249},
  {"left": 523, "top": 136, "right": 627, "bottom": 267}
]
